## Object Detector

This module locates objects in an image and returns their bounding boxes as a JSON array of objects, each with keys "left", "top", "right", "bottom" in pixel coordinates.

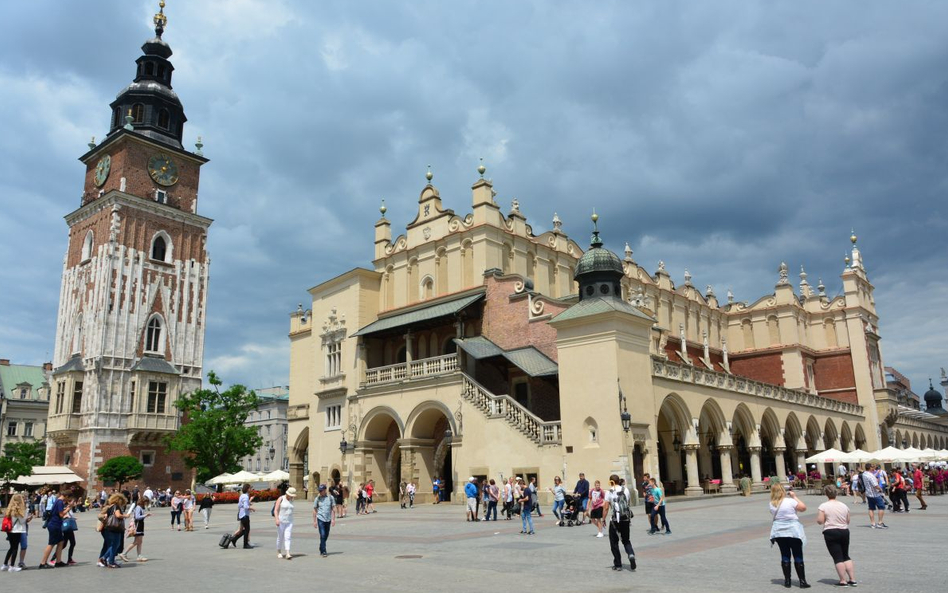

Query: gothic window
[
  {"left": 584, "top": 417, "right": 599, "bottom": 443},
  {"left": 71, "top": 381, "right": 83, "bottom": 414},
  {"left": 131, "top": 103, "right": 145, "bottom": 123},
  {"left": 81, "top": 230, "right": 94, "bottom": 261},
  {"left": 147, "top": 381, "right": 167, "bottom": 413},
  {"left": 129, "top": 380, "right": 136, "bottom": 413},
  {"left": 421, "top": 276, "right": 434, "bottom": 300},
  {"left": 325, "top": 404, "right": 342, "bottom": 430},
  {"left": 19, "top": 388, "right": 28, "bottom": 399},
  {"left": 151, "top": 235, "right": 167, "bottom": 261},
  {"left": 157, "top": 109, "right": 170, "bottom": 129},
  {"left": 145, "top": 316, "right": 163, "bottom": 353}
]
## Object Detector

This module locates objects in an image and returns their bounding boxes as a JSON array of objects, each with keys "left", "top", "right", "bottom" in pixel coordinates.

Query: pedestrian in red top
[
  {"left": 365, "top": 480, "right": 376, "bottom": 514},
  {"left": 912, "top": 465, "right": 927, "bottom": 510}
]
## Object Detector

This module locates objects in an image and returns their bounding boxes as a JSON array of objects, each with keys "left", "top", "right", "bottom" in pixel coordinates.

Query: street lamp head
[
  {"left": 268, "top": 446, "right": 276, "bottom": 460},
  {"left": 620, "top": 411, "right": 631, "bottom": 433},
  {"left": 444, "top": 428, "right": 453, "bottom": 441},
  {"left": 339, "top": 438, "right": 348, "bottom": 454}
]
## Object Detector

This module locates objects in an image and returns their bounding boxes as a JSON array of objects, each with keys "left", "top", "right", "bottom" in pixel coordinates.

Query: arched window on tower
[
  {"left": 157, "top": 64, "right": 166, "bottom": 80},
  {"left": 81, "top": 230, "right": 94, "bottom": 262},
  {"left": 150, "top": 231, "right": 172, "bottom": 263},
  {"left": 145, "top": 316, "right": 163, "bottom": 353},
  {"left": 157, "top": 109, "right": 170, "bottom": 129},
  {"left": 145, "top": 62, "right": 155, "bottom": 76},
  {"left": 131, "top": 103, "right": 145, "bottom": 123},
  {"left": 112, "top": 108, "right": 121, "bottom": 129}
]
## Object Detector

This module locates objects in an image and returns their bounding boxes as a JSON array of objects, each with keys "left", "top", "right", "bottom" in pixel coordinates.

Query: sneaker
[
  {"left": 277, "top": 553, "right": 284, "bottom": 559},
  {"left": 321, "top": 553, "right": 328, "bottom": 558},
  {"left": 96, "top": 561, "right": 106, "bottom": 568},
  {"left": 284, "top": 554, "right": 292, "bottom": 560},
  {"left": 847, "top": 581, "right": 858, "bottom": 587},
  {"left": 611, "top": 566, "right": 622, "bottom": 571},
  {"left": 877, "top": 523, "right": 888, "bottom": 529},
  {"left": 870, "top": 524, "right": 877, "bottom": 529},
  {"left": 664, "top": 530, "right": 672, "bottom": 535},
  {"left": 54, "top": 562, "right": 68, "bottom": 567},
  {"left": 67, "top": 559, "right": 76, "bottom": 565},
  {"left": 596, "top": 532, "right": 604, "bottom": 538},
  {"left": 38, "top": 564, "right": 53, "bottom": 570},
  {"left": 629, "top": 555, "right": 637, "bottom": 571},
  {"left": 8, "top": 566, "right": 22, "bottom": 572},
  {"left": 528, "top": 531, "right": 535, "bottom": 535},
  {"left": 16, "top": 563, "right": 25, "bottom": 569},
  {"left": 1, "top": 565, "right": 8, "bottom": 571}
]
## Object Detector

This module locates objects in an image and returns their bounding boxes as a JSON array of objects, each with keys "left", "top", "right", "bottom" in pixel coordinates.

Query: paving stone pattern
[{"left": 6, "top": 492, "right": 941, "bottom": 592}]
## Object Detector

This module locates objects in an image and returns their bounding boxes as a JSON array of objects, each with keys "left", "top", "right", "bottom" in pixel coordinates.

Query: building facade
[
  {"left": 242, "top": 386, "right": 290, "bottom": 474},
  {"left": 0, "top": 360, "right": 52, "bottom": 453},
  {"left": 286, "top": 167, "right": 948, "bottom": 501},
  {"left": 45, "top": 7, "right": 211, "bottom": 490}
]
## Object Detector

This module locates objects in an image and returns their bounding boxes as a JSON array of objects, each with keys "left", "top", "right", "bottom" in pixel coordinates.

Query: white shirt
[
  {"left": 406, "top": 483, "right": 416, "bottom": 494},
  {"left": 144, "top": 489, "right": 154, "bottom": 500},
  {"left": 277, "top": 496, "right": 294, "bottom": 523},
  {"left": 604, "top": 486, "right": 631, "bottom": 522},
  {"left": 769, "top": 497, "right": 799, "bottom": 522}
]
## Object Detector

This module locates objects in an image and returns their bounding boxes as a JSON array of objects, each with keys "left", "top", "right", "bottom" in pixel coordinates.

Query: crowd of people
[{"left": 3, "top": 462, "right": 944, "bottom": 580}]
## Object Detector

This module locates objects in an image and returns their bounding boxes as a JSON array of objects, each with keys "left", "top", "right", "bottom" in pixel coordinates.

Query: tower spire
[
  {"left": 154, "top": 1, "right": 168, "bottom": 39},
  {"left": 590, "top": 210, "right": 602, "bottom": 248}
]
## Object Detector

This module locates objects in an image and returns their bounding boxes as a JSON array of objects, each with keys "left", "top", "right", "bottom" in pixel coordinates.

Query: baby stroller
[{"left": 558, "top": 494, "right": 580, "bottom": 527}]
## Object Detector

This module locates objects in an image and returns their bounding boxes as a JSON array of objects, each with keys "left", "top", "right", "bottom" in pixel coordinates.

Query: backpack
[
  {"left": 1, "top": 516, "right": 12, "bottom": 532},
  {"left": 271, "top": 496, "right": 281, "bottom": 517},
  {"left": 613, "top": 488, "right": 632, "bottom": 522}
]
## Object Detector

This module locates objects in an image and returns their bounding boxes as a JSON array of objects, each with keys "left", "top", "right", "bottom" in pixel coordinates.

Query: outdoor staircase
[{"left": 460, "top": 373, "right": 562, "bottom": 446}]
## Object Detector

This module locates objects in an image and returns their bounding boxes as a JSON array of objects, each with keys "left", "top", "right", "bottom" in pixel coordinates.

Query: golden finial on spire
[
  {"left": 425, "top": 164, "right": 433, "bottom": 183},
  {"left": 850, "top": 228, "right": 857, "bottom": 245},
  {"left": 477, "top": 157, "right": 486, "bottom": 178},
  {"left": 154, "top": 1, "right": 168, "bottom": 39},
  {"left": 379, "top": 198, "right": 387, "bottom": 218}
]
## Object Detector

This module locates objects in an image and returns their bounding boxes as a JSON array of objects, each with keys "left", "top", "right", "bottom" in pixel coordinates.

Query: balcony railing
[
  {"left": 460, "top": 374, "right": 562, "bottom": 446},
  {"left": 363, "top": 353, "right": 459, "bottom": 387},
  {"left": 127, "top": 412, "right": 178, "bottom": 431}
]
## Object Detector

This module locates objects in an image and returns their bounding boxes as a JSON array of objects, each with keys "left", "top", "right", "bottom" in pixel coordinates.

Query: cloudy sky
[{"left": 1, "top": 0, "right": 945, "bottom": 395}]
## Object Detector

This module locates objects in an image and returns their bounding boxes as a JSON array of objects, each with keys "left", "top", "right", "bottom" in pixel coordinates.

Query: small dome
[
  {"left": 575, "top": 246, "right": 624, "bottom": 277},
  {"left": 924, "top": 382, "right": 943, "bottom": 406}
]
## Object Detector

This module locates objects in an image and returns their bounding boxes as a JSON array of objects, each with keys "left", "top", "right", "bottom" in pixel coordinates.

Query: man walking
[
  {"left": 860, "top": 466, "right": 887, "bottom": 529},
  {"left": 312, "top": 484, "right": 336, "bottom": 558},
  {"left": 603, "top": 475, "right": 636, "bottom": 572},
  {"left": 529, "top": 477, "right": 543, "bottom": 517},
  {"left": 574, "top": 472, "right": 590, "bottom": 525},
  {"left": 406, "top": 481, "right": 416, "bottom": 508},
  {"left": 503, "top": 477, "right": 514, "bottom": 520},
  {"left": 913, "top": 465, "right": 928, "bottom": 510},
  {"left": 465, "top": 477, "right": 479, "bottom": 522}
]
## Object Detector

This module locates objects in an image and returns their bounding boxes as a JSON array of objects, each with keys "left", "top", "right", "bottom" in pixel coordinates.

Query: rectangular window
[
  {"left": 19, "top": 388, "right": 28, "bottom": 399},
  {"left": 72, "top": 381, "right": 83, "bottom": 414},
  {"left": 325, "top": 404, "right": 342, "bottom": 430},
  {"left": 141, "top": 451, "right": 155, "bottom": 467},
  {"left": 325, "top": 342, "right": 342, "bottom": 377},
  {"left": 56, "top": 382, "right": 66, "bottom": 414},
  {"left": 24, "top": 422, "right": 33, "bottom": 437},
  {"left": 147, "top": 381, "right": 167, "bottom": 413},
  {"left": 6, "top": 422, "right": 17, "bottom": 436},
  {"left": 129, "top": 381, "right": 136, "bottom": 413}
]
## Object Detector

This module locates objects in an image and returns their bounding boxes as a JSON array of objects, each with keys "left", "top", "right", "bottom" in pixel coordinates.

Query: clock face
[
  {"left": 148, "top": 153, "right": 179, "bottom": 186},
  {"left": 94, "top": 155, "right": 111, "bottom": 187}
]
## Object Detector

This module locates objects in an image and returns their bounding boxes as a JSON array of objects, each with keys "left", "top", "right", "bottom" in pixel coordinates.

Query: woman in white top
[
  {"left": 274, "top": 487, "right": 297, "bottom": 559},
  {"left": 769, "top": 483, "right": 810, "bottom": 589},
  {"left": 183, "top": 490, "right": 195, "bottom": 532},
  {"left": 817, "top": 484, "right": 856, "bottom": 587},
  {"left": 2, "top": 494, "right": 28, "bottom": 571}
]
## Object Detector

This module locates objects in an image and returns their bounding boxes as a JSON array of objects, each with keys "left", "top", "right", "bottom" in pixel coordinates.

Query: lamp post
[{"left": 268, "top": 445, "right": 276, "bottom": 461}]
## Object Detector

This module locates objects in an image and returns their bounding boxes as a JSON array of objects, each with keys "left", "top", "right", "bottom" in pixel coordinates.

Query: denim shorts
[{"left": 867, "top": 496, "right": 885, "bottom": 511}]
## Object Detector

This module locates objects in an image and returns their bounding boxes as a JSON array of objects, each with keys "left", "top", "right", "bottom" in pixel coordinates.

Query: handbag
[
  {"left": 1, "top": 516, "right": 12, "bottom": 532},
  {"left": 105, "top": 506, "right": 125, "bottom": 532},
  {"left": 62, "top": 517, "right": 78, "bottom": 532}
]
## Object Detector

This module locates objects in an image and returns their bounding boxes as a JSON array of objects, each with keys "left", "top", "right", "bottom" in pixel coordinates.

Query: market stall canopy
[
  {"left": 223, "top": 470, "right": 261, "bottom": 484},
  {"left": 259, "top": 470, "right": 290, "bottom": 482},
  {"left": 864, "top": 446, "right": 909, "bottom": 462},
  {"left": 205, "top": 473, "right": 233, "bottom": 486},
  {"left": 840, "top": 449, "right": 874, "bottom": 463},
  {"left": 12, "top": 466, "right": 84, "bottom": 486},
  {"left": 805, "top": 448, "right": 847, "bottom": 464}
]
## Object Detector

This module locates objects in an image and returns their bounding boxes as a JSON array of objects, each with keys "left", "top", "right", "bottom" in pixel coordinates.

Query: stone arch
[
  {"left": 657, "top": 394, "right": 692, "bottom": 488},
  {"left": 406, "top": 400, "right": 457, "bottom": 439},
  {"left": 699, "top": 399, "right": 728, "bottom": 443},
  {"left": 912, "top": 433, "right": 919, "bottom": 448},
  {"left": 759, "top": 408, "right": 782, "bottom": 477},
  {"left": 730, "top": 403, "right": 757, "bottom": 479},
  {"left": 927, "top": 434, "right": 934, "bottom": 449},
  {"left": 420, "top": 274, "right": 434, "bottom": 300},
  {"left": 823, "top": 417, "right": 839, "bottom": 450},
  {"left": 784, "top": 412, "right": 803, "bottom": 449},
  {"left": 384, "top": 265, "right": 395, "bottom": 309},
  {"left": 150, "top": 230, "right": 173, "bottom": 263},
  {"left": 804, "top": 415, "right": 823, "bottom": 452},
  {"left": 894, "top": 429, "right": 903, "bottom": 449},
  {"left": 583, "top": 416, "right": 599, "bottom": 444},
  {"left": 289, "top": 426, "right": 309, "bottom": 495},
  {"left": 697, "top": 399, "right": 729, "bottom": 483},
  {"left": 741, "top": 318, "right": 755, "bottom": 349},
  {"left": 839, "top": 421, "right": 853, "bottom": 452},
  {"left": 359, "top": 406, "right": 405, "bottom": 441},
  {"left": 358, "top": 406, "right": 404, "bottom": 500},
  {"left": 852, "top": 424, "right": 867, "bottom": 450}
]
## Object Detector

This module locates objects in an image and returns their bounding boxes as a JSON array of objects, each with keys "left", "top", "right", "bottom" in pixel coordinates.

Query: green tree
[
  {"left": 96, "top": 455, "right": 144, "bottom": 489},
  {"left": 165, "top": 371, "right": 262, "bottom": 484},
  {"left": 0, "top": 441, "right": 46, "bottom": 485}
]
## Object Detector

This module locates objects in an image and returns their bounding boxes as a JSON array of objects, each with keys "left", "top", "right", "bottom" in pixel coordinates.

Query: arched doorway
[
  {"left": 657, "top": 394, "right": 690, "bottom": 492},
  {"left": 760, "top": 408, "right": 782, "bottom": 478},
  {"left": 632, "top": 444, "right": 645, "bottom": 497},
  {"left": 360, "top": 408, "right": 404, "bottom": 501},
  {"left": 409, "top": 402, "right": 455, "bottom": 502},
  {"left": 289, "top": 427, "right": 309, "bottom": 496},
  {"left": 698, "top": 400, "right": 727, "bottom": 482}
]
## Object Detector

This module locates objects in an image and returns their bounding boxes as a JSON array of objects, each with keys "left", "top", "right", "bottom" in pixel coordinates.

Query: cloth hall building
[{"left": 287, "top": 171, "right": 948, "bottom": 501}]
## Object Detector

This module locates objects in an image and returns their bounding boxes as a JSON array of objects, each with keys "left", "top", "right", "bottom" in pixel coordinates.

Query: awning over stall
[
  {"left": 352, "top": 292, "right": 484, "bottom": 337},
  {"left": 12, "top": 466, "right": 84, "bottom": 486},
  {"left": 454, "top": 336, "right": 558, "bottom": 377}
]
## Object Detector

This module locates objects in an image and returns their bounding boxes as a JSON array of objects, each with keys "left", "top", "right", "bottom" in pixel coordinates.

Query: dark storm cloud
[{"left": 1, "top": 0, "right": 945, "bottom": 393}]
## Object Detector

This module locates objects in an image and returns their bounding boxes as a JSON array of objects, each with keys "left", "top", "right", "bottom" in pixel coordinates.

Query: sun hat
[{"left": 286, "top": 487, "right": 297, "bottom": 497}]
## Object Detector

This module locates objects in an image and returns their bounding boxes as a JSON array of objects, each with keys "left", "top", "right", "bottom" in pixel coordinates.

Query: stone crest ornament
[
  {"left": 423, "top": 226, "right": 432, "bottom": 240},
  {"left": 552, "top": 212, "right": 562, "bottom": 232},
  {"left": 510, "top": 198, "right": 520, "bottom": 214},
  {"left": 683, "top": 269, "right": 692, "bottom": 285},
  {"left": 727, "top": 288, "right": 734, "bottom": 304},
  {"left": 624, "top": 242, "right": 633, "bottom": 261},
  {"left": 658, "top": 260, "right": 666, "bottom": 272}
]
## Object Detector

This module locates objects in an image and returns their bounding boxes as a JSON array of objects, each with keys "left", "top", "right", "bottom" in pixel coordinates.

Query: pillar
[
  {"left": 749, "top": 446, "right": 764, "bottom": 490},
  {"left": 289, "top": 461, "right": 305, "bottom": 499},
  {"left": 684, "top": 446, "right": 703, "bottom": 496},
  {"left": 719, "top": 445, "right": 737, "bottom": 492},
  {"left": 795, "top": 450, "right": 806, "bottom": 476},
  {"left": 773, "top": 448, "right": 787, "bottom": 482}
]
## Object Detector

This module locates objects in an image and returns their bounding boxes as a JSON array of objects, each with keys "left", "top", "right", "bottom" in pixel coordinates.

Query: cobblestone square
[{"left": 8, "top": 492, "right": 941, "bottom": 592}]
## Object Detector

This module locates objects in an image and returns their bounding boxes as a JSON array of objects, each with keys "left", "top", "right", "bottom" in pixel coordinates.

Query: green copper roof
[
  {"left": 454, "top": 336, "right": 558, "bottom": 377},
  {"left": 574, "top": 246, "right": 624, "bottom": 277},
  {"left": 0, "top": 363, "right": 48, "bottom": 398},
  {"left": 353, "top": 292, "right": 484, "bottom": 337},
  {"left": 552, "top": 296, "right": 654, "bottom": 323}
]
